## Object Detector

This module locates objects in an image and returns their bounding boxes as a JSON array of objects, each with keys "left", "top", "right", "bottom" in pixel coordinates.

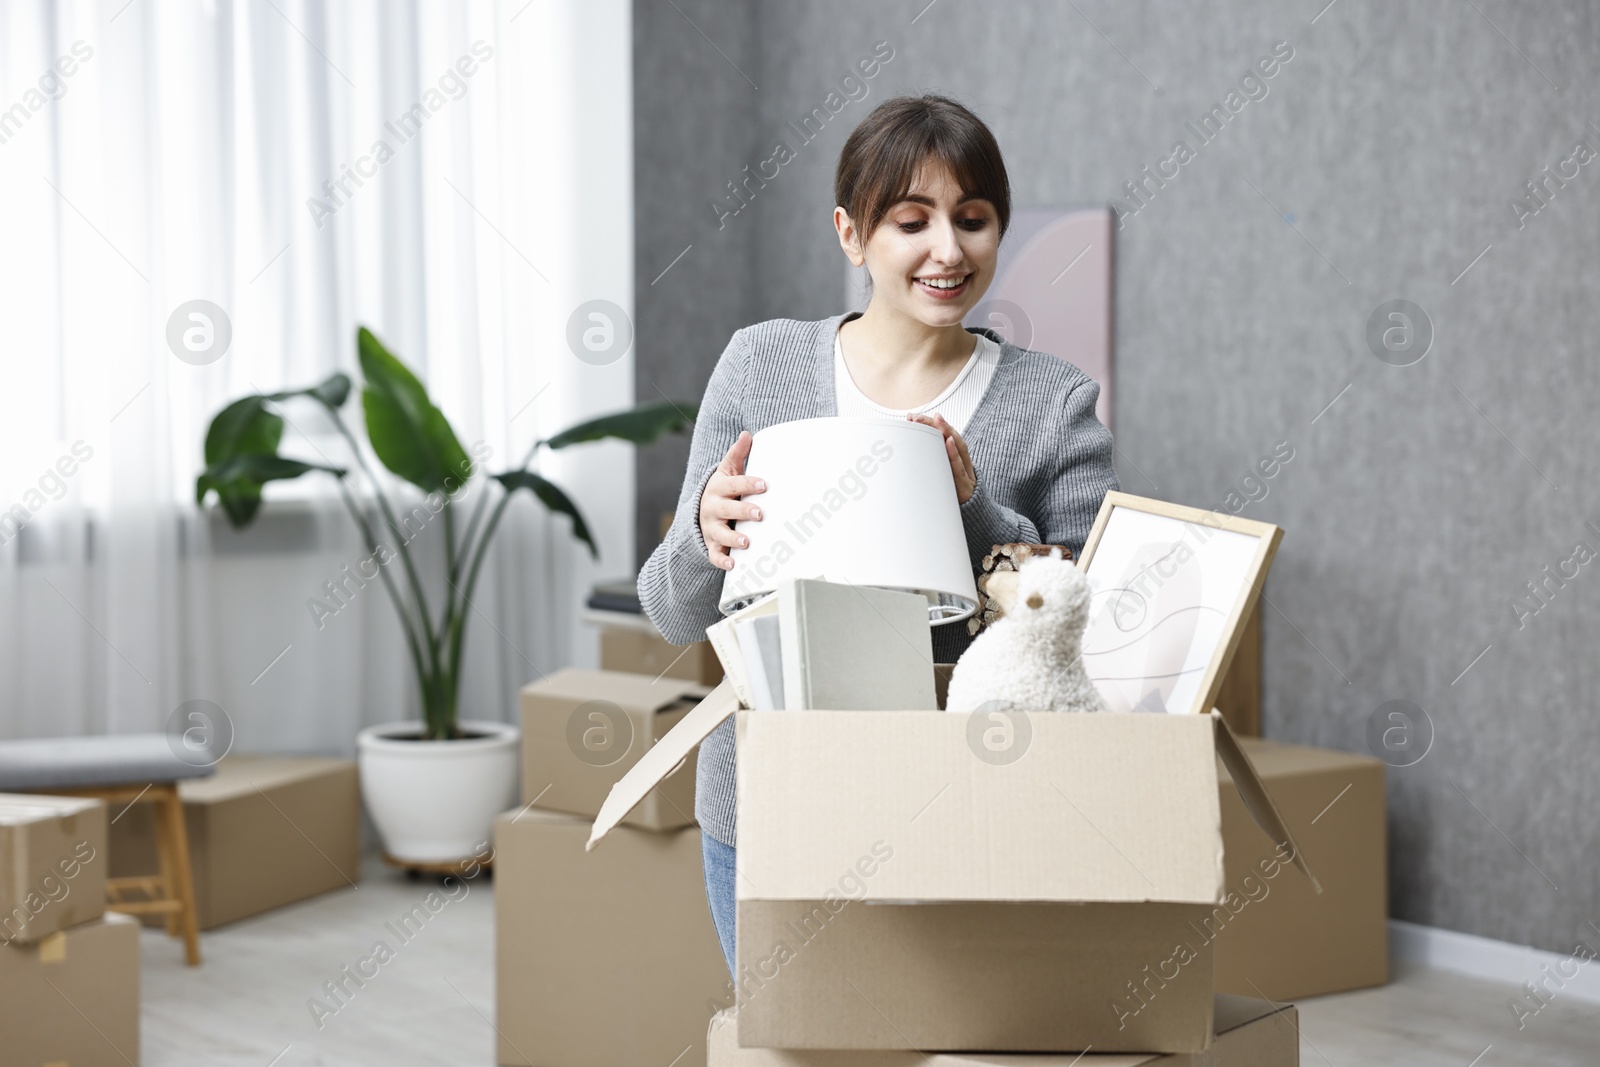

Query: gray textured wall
[
  {"left": 632, "top": 0, "right": 760, "bottom": 553},
  {"left": 634, "top": 0, "right": 1600, "bottom": 954}
]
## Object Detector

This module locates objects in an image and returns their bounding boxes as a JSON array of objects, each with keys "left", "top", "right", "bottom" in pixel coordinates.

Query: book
[
  {"left": 734, "top": 614, "right": 785, "bottom": 710},
  {"left": 777, "top": 578, "right": 938, "bottom": 711},
  {"left": 706, "top": 592, "right": 780, "bottom": 709},
  {"left": 586, "top": 576, "right": 643, "bottom": 614},
  {"left": 708, "top": 579, "right": 941, "bottom": 712}
]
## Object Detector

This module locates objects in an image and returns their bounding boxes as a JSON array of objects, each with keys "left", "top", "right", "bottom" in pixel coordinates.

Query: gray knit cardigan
[{"left": 638, "top": 311, "right": 1119, "bottom": 847}]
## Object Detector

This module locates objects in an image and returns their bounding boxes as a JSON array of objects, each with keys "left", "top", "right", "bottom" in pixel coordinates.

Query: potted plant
[{"left": 196, "top": 327, "right": 693, "bottom": 863}]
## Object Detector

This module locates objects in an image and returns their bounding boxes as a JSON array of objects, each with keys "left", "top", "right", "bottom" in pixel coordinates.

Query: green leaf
[
  {"left": 543, "top": 399, "right": 697, "bottom": 450},
  {"left": 261, "top": 372, "right": 352, "bottom": 410},
  {"left": 357, "top": 327, "right": 473, "bottom": 495},
  {"left": 198, "top": 395, "right": 290, "bottom": 523},
  {"left": 492, "top": 470, "right": 598, "bottom": 559},
  {"left": 202, "top": 396, "right": 283, "bottom": 468},
  {"left": 305, "top": 372, "right": 352, "bottom": 409},
  {"left": 195, "top": 474, "right": 266, "bottom": 526},
  {"left": 196, "top": 455, "right": 345, "bottom": 527}
]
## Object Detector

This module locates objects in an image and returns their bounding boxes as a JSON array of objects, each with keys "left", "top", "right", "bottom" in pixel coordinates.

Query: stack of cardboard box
[
  {"left": 587, "top": 651, "right": 1322, "bottom": 1065},
  {"left": 495, "top": 668, "right": 734, "bottom": 1066},
  {"left": 1, "top": 793, "right": 141, "bottom": 1065}
]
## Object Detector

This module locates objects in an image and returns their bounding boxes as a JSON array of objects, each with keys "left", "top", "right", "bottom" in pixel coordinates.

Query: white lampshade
[{"left": 718, "top": 416, "right": 978, "bottom": 624}]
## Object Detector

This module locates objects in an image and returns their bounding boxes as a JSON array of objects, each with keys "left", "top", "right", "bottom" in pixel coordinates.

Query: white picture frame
[{"left": 1075, "top": 492, "right": 1283, "bottom": 717}]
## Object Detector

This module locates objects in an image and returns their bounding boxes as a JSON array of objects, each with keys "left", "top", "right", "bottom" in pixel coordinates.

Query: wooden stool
[
  {"left": 0, "top": 734, "right": 213, "bottom": 966},
  {"left": 54, "top": 781, "right": 201, "bottom": 964}
]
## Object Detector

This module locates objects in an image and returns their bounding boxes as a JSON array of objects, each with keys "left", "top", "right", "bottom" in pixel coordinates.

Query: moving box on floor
[
  {"left": 707, "top": 993, "right": 1300, "bottom": 1065},
  {"left": 0, "top": 911, "right": 140, "bottom": 1067},
  {"left": 0, "top": 793, "right": 106, "bottom": 943},
  {"left": 1214, "top": 737, "right": 1387, "bottom": 1000},
  {"left": 590, "top": 563, "right": 724, "bottom": 687},
  {"left": 109, "top": 755, "right": 360, "bottom": 929},
  {"left": 494, "top": 807, "right": 731, "bottom": 1067},
  {"left": 601, "top": 624, "right": 726, "bottom": 686},
  {"left": 588, "top": 670, "right": 1317, "bottom": 1055},
  {"left": 520, "top": 668, "right": 711, "bottom": 830}
]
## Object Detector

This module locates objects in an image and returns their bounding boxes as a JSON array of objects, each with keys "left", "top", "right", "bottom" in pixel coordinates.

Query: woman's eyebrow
[{"left": 898, "top": 192, "right": 988, "bottom": 207}]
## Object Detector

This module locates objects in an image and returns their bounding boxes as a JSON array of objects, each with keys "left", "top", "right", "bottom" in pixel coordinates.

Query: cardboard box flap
[
  {"left": 739, "top": 711, "right": 1226, "bottom": 903},
  {"left": 1210, "top": 711, "right": 1321, "bottom": 893},
  {"left": 587, "top": 678, "right": 740, "bottom": 849}
]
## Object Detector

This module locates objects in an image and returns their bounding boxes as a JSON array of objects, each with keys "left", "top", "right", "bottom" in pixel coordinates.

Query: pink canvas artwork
[{"left": 965, "top": 207, "right": 1114, "bottom": 429}]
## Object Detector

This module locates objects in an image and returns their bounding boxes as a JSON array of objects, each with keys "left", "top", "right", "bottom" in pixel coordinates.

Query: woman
[{"left": 637, "top": 94, "right": 1118, "bottom": 981}]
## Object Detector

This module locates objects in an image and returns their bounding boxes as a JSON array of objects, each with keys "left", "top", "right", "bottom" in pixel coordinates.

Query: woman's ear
[{"left": 834, "top": 206, "right": 865, "bottom": 267}]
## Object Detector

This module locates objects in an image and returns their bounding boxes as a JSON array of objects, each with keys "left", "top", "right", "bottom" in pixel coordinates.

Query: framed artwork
[{"left": 1076, "top": 492, "right": 1282, "bottom": 717}]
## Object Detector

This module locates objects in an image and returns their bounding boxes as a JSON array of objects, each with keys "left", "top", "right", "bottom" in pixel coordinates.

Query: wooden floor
[
  {"left": 137, "top": 854, "right": 1600, "bottom": 1065},
  {"left": 1297, "top": 964, "right": 1600, "bottom": 1066}
]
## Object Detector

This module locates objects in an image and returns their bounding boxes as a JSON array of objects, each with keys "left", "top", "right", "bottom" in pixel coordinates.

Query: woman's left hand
[{"left": 907, "top": 412, "right": 976, "bottom": 505}]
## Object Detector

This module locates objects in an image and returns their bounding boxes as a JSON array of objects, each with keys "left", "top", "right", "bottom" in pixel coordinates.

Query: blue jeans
[{"left": 701, "top": 832, "right": 737, "bottom": 982}]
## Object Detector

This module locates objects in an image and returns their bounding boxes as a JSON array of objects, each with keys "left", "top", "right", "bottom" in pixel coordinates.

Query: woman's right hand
[{"left": 699, "top": 430, "right": 766, "bottom": 571}]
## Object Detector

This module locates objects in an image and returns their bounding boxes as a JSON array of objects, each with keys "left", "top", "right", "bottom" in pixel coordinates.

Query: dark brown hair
[{"left": 834, "top": 94, "right": 1012, "bottom": 246}]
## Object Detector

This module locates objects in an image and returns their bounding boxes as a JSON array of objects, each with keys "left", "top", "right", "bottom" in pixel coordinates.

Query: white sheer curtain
[{"left": 0, "top": 0, "right": 635, "bottom": 752}]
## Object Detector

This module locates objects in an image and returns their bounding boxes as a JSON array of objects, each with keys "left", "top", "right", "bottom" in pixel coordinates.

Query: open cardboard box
[
  {"left": 589, "top": 493, "right": 1316, "bottom": 1053},
  {"left": 589, "top": 666, "right": 1318, "bottom": 1054},
  {"left": 521, "top": 668, "right": 710, "bottom": 831}
]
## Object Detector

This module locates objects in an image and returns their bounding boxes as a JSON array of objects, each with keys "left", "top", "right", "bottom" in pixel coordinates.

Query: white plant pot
[{"left": 356, "top": 719, "right": 520, "bottom": 864}]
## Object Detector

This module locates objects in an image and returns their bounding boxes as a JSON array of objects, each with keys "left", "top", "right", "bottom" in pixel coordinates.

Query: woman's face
[{"left": 837, "top": 161, "right": 1000, "bottom": 328}]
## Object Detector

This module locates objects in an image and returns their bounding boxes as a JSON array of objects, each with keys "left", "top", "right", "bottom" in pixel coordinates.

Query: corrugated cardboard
[
  {"left": 108, "top": 756, "right": 360, "bottom": 929},
  {"left": 733, "top": 712, "right": 1313, "bottom": 1053},
  {"left": 706, "top": 993, "right": 1299, "bottom": 1065},
  {"left": 494, "top": 807, "right": 731, "bottom": 1066},
  {"left": 0, "top": 793, "right": 107, "bottom": 944},
  {"left": 521, "top": 668, "right": 711, "bottom": 830},
  {"left": 0, "top": 910, "right": 140, "bottom": 1066},
  {"left": 589, "top": 673, "right": 1314, "bottom": 1054},
  {"left": 601, "top": 625, "right": 725, "bottom": 686},
  {"left": 1214, "top": 737, "right": 1387, "bottom": 1000}
]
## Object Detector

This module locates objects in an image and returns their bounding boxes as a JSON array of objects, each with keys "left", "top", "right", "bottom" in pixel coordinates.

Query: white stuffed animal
[{"left": 945, "top": 548, "right": 1109, "bottom": 715}]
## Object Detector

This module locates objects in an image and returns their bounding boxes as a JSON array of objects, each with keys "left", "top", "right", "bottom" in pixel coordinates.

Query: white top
[{"left": 833, "top": 327, "right": 1002, "bottom": 434}]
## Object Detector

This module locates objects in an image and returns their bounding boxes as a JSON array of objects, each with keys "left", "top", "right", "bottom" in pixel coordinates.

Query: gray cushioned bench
[{"left": 0, "top": 734, "right": 216, "bottom": 791}]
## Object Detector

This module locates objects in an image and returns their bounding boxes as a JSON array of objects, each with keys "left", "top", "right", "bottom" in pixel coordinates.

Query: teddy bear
[{"left": 945, "top": 547, "right": 1109, "bottom": 715}]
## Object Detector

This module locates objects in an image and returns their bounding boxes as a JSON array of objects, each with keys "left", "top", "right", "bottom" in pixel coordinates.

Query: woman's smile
[{"left": 913, "top": 271, "right": 973, "bottom": 300}]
